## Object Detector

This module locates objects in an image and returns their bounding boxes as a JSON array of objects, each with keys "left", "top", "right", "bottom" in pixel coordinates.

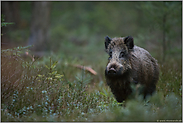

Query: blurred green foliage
[
  {"left": 1, "top": 1, "right": 182, "bottom": 122},
  {"left": 1, "top": 14, "right": 14, "bottom": 36},
  {"left": 1, "top": 15, "right": 14, "bottom": 27},
  {"left": 90, "top": 92, "right": 182, "bottom": 122},
  {"left": 2, "top": 1, "right": 181, "bottom": 64}
]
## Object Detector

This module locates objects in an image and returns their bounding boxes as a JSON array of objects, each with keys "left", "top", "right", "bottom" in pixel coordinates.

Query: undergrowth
[{"left": 1, "top": 46, "right": 182, "bottom": 122}]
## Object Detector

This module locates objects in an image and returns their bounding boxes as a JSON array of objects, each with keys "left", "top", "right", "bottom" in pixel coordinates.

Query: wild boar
[{"left": 105, "top": 36, "right": 159, "bottom": 102}]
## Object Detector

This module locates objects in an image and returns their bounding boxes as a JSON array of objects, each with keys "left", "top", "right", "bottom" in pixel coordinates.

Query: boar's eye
[
  {"left": 119, "top": 51, "right": 125, "bottom": 58},
  {"left": 108, "top": 51, "right": 112, "bottom": 59}
]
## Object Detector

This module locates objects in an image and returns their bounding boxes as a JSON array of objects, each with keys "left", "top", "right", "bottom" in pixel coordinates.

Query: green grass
[{"left": 1, "top": 44, "right": 182, "bottom": 122}]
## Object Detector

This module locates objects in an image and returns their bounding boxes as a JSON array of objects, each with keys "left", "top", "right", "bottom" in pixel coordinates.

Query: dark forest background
[
  {"left": 2, "top": 1, "right": 182, "bottom": 62},
  {"left": 1, "top": 1, "right": 182, "bottom": 122}
]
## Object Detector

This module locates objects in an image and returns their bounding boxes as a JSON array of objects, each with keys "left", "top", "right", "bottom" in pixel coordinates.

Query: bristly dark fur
[
  {"left": 105, "top": 68, "right": 133, "bottom": 102},
  {"left": 104, "top": 36, "right": 159, "bottom": 102}
]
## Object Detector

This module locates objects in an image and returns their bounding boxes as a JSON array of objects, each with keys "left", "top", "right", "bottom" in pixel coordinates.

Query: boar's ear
[
  {"left": 105, "top": 36, "right": 112, "bottom": 49},
  {"left": 124, "top": 36, "right": 134, "bottom": 50}
]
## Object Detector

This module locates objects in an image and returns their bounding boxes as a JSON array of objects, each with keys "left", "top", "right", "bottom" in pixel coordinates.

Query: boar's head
[{"left": 105, "top": 36, "right": 134, "bottom": 78}]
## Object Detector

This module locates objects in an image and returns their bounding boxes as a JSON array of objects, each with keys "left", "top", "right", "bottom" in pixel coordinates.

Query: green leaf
[
  {"left": 1, "top": 22, "right": 14, "bottom": 27},
  {"left": 51, "top": 61, "right": 58, "bottom": 69},
  {"left": 45, "top": 65, "right": 49, "bottom": 69},
  {"left": 55, "top": 74, "right": 63, "bottom": 78},
  {"left": 100, "top": 92, "right": 107, "bottom": 97}
]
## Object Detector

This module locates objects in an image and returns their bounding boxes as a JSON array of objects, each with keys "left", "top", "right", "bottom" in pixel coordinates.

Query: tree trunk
[
  {"left": 28, "top": 2, "right": 51, "bottom": 51},
  {"left": 1, "top": 2, "right": 20, "bottom": 48},
  {"left": 1, "top": 2, "right": 20, "bottom": 29},
  {"left": 162, "top": 14, "right": 166, "bottom": 62}
]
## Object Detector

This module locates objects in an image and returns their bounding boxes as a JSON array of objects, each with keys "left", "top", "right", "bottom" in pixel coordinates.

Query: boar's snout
[
  {"left": 105, "top": 64, "right": 123, "bottom": 77},
  {"left": 108, "top": 67, "right": 116, "bottom": 74}
]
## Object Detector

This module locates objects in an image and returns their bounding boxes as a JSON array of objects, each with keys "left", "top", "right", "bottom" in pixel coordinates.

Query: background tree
[
  {"left": 1, "top": 2, "right": 20, "bottom": 29},
  {"left": 1, "top": 2, "right": 20, "bottom": 48},
  {"left": 27, "top": 2, "right": 51, "bottom": 52},
  {"left": 138, "top": 1, "right": 182, "bottom": 62}
]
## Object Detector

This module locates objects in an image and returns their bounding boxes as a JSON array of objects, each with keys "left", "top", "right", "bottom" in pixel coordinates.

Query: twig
[{"left": 72, "top": 64, "right": 97, "bottom": 75}]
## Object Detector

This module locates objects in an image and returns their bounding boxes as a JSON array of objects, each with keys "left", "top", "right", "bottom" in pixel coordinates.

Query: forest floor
[{"left": 1, "top": 43, "right": 182, "bottom": 121}]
